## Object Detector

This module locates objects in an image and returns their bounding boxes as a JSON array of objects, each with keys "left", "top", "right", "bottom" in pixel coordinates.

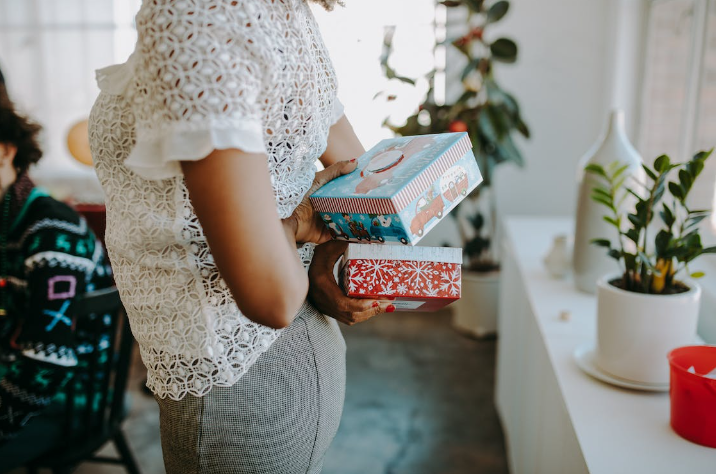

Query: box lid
[
  {"left": 344, "top": 243, "right": 463, "bottom": 264},
  {"left": 311, "top": 132, "right": 473, "bottom": 214}
]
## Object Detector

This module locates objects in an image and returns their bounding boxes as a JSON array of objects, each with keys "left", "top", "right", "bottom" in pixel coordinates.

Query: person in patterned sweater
[{"left": 0, "top": 94, "right": 111, "bottom": 468}]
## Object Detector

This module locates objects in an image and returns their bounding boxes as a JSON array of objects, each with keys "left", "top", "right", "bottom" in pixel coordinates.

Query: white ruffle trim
[
  {"left": 126, "top": 123, "right": 267, "bottom": 180},
  {"left": 96, "top": 56, "right": 267, "bottom": 181},
  {"left": 96, "top": 54, "right": 137, "bottom": 96}
]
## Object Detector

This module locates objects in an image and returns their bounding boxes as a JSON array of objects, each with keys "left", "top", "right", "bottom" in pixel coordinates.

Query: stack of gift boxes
[{"left": 310, "top": 132, "right": 483, "bottom": 311}]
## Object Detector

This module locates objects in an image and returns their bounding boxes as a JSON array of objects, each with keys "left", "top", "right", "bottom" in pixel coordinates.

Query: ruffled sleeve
[{"left": 97, "top": 5, "right": 268, "bottom": 181}]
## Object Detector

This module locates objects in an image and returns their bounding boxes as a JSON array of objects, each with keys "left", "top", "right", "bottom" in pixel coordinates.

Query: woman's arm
[
  {"left": 319, "top": 115, "right": 365, "bottom": 167},
  {"left": 182, "top": 149, "right": 309, "bottom": 329}
]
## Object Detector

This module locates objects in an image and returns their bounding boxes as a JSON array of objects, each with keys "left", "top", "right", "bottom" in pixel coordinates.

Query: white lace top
[{"left": 88, "top": 0, "right": 344, "bottom": 400}]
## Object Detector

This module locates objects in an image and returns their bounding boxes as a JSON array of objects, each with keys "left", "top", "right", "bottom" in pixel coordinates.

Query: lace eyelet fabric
[{"left": 89, "top": 0, "right": 342, "bottom": 400}]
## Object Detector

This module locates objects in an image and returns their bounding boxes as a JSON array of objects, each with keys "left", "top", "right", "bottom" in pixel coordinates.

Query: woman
[
  {"left": 89, "top": 1, "right": 391, "bottom": 472},
  {"left": 0, "top": 96, "right": 111, "bottom": 469}
]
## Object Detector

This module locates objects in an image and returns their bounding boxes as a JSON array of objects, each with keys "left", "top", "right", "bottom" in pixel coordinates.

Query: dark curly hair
[{"left": 0, "top": 102, "right": 43, "bottom": 173}]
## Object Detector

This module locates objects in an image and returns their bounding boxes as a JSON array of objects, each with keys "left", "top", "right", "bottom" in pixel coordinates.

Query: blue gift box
[{"left": 310, "top": 132, "right": 483, "bottom": 245}]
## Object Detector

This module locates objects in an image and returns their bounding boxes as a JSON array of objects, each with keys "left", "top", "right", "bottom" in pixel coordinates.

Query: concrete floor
[{"left": 19, "top": 309, "right": 508, "bottom": 474}]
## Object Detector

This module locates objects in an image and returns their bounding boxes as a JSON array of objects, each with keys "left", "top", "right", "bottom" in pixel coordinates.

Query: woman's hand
[
  {"left": 287, "top": 159, "right": 357, "bottom": 244},
  {"left": 308, "top": 240, "right": 395, "bottom": 325}
]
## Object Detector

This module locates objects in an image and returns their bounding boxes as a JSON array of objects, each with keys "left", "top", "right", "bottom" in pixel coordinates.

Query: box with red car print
[
  {"left": 310, "top": 132, "right": 482, "bottom": 245},
  {"left": 340, "top": 244, "right": 463, "bottom": 311}
]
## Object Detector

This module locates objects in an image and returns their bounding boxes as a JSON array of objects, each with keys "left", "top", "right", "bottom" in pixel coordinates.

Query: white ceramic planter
[
  {"left": 596, "top": 273, "right": 701, "bottom": 385},
  {"left": 451, "top": 270, "right": 500, "bottom": 338}
]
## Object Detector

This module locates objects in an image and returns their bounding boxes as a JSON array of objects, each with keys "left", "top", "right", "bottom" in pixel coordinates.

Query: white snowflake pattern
[
  {"left": 358, "top": 259, "right": 397, "bottom": 286},
  {"left": 379, "top": 282, "right": 394, "bottom": 295},
  {"left": 424, "top": 280, "right": 440, "bottom": 297},
  {"left": 397, "top": 283, "right": 408, "bottom": 293},
  {"left": 401, "top": 260, "right": 438, "bottom": 290},
  {"left": 347, "top": 266, "right": 364, "bottom": 293},
  {"left": 439, "top": 267, "right": 461, "bottom": 296}
]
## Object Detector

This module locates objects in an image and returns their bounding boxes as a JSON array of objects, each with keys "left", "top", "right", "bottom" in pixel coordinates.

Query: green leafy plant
[
  {"left": 379, "top": 0, "right": 529, "bottom": 272},
  {"left": 586, "top": 149, "right": 716, "bottom": 294}
]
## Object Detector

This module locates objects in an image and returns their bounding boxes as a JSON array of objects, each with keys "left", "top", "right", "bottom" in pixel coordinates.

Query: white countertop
[{"left": 503, "top": 216, "right": 715, "bottom": 472}]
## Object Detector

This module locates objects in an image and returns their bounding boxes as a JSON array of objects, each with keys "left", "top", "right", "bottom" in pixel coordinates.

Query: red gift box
[{"left": 340, "top": 244, "right": 462, "bottom": 311}]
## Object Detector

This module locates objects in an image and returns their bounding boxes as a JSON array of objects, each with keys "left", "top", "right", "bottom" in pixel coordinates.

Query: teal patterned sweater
[{"left": 0, "top": 175, "right": 112, "bottom": 443}]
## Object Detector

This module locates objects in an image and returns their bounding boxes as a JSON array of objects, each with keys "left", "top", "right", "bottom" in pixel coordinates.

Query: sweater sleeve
[{"left": 0, "top": 221, "right": 99, "bottom": 443}]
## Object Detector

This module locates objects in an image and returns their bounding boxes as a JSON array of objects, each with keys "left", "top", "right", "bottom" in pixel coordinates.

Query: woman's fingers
[
  {"left": 339, "top": 300, "right": 394, "bottom": 326},
  {"left": 292, "top": 160, "right": 357, "bottom": 245},
  {"left": 309, "top": 239, "right": 395, "bottom": 326},
  {"left": 311, "top": 159, "right": 357, "bottom": 191}
]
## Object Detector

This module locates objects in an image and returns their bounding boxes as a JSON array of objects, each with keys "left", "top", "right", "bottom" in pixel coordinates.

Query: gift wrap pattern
[
  {"left": 341, "top": 244, "right": 463, "bottom": 311},
  {"left": 311, "top": 132, "right": 482, "bottom": 245}
]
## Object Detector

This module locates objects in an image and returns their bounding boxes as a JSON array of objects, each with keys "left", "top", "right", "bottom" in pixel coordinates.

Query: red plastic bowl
[{"left": 668, "top": 345, "right": 716, "bottom": 449}]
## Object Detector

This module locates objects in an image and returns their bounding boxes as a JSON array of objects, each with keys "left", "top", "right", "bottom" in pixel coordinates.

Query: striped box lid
[
  {"left": 311, "top": 132, "right": 473, "bottom": 215},
  {"left": 344, "top": 243, "right": 463, "bottom": 264}
]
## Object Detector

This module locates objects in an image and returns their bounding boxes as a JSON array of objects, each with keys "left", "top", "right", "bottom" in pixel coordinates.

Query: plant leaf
[
  {"left": 654, "top": 155, "right": 670, "bottom": 173},
  {"left": 655, "top": 230, "right": 672, "bottom": 256},
  {"left": 603, "top": 216, "right": 619, "bottom": 228},
  {"left": 660, "top": 203, "right": 675, "bottom": 228},
  {"left": 591, "top": 239, "right": 612, "bottom": 248},
  {"left": 612, "top": 163, "right": 630, "bottom": 180},
  {"left": 624, "top": 228, "right": 640, "bottom": 243},
  {"left": 691, "top": 271, "right": 705, "bottom": 279},
  {"left": 668, "top": 181, "right": 685, "bottom": 201},
  {"left": 490, "top": 38, "right": 518, "bottom": 63},
  {"left": 627, "top": 213, "right": 643, "bottom": 227},
  {"left": 608, "top": 249, "right": 622, "bottom": 260},
  {"left": 642, "top": 164, "right": 657, "bottom": 181},
  {"left": 487, "top": 1, "right": 510, "bottom": 23},
  {"left": 679, "top": 169, "right": 693, "bottom": 193},
  {"left": 585, "top": 163, "right": 606, "bottom": 177},
  {"left": 592, "top": 186, "right": 611, "bottom": 198},
  {"left": 591, "top": 194, "right": 614, "bottom": 209}
]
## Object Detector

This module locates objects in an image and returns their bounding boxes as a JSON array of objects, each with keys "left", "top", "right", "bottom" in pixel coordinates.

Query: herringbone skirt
[{"left": 154, "top": 303, "right": 347, "bottom": 474}]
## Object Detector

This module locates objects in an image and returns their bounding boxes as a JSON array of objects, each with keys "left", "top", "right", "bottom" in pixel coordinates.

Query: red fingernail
[
  {"left": 372, "top": 301, "right": 379, "bottom": 308},
  {"left": 349, "top": 158, "right": 356, "bottom": 162},
  {"left": 386, "top": 304, "right": 396, "bottom": 313}
]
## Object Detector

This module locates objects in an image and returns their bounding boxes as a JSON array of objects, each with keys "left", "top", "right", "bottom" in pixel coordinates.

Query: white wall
[
  {"left": 489, "top": 0, "right": 619, "bottom": 219},
  {"left": 420, "top": 0, "right": 648, "bottom": 247}
]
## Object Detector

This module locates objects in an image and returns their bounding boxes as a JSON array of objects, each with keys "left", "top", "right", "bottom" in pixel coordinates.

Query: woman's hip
[{"left": 155, "top": 304, "right": 346, "bottom": 474}]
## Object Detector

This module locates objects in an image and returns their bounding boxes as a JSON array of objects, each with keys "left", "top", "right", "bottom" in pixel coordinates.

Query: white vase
[
  {"left": 543, "top": 234, "right": 573, "bottom": 279},
  {"left": 451, "top": 270, "right": 500, "bottom": 338},
  {"left": 573, "top": 109, "right": 643, "bottom": 294},
  {"left": 595, "top": 274, "right": 701, "bottom": 385}
]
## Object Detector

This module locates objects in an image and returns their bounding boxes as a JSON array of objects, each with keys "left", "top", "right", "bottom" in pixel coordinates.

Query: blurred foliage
[{"left": 380, "top": 0, "right": 529, "bottom": 271}]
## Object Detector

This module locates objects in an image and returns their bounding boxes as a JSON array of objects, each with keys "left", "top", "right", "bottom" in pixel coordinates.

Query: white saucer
[{"left": 573, "top": 344, "right": 669, "bottom": 392}]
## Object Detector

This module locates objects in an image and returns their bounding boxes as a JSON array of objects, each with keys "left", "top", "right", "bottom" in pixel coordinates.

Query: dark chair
[{"left": 26, "top": 287, "right": 140, "bottom": 474}]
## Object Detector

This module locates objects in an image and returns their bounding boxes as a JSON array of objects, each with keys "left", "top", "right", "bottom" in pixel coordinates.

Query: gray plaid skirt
[{"left": 154, "top": 304, "right": 347, "bottom": 474}]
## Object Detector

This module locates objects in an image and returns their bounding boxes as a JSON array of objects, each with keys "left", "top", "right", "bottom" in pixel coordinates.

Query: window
[
  {"left": 638, "top": 0, "right": 716, "bottom": 214},
  {"left": 311, "top": 0, "right": 439, "bottom": 149},
  {"left": 0, "top": 0, "right": 140, "bottom": 176},
  {"left": 0, "top": 0, "right": 438, "bottom": 179}
]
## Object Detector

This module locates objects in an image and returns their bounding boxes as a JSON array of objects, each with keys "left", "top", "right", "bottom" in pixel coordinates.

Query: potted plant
[
  {"left": 379, "top": 0, "right": 529, "bottom": 337},
  {"left": 586, "top": 149, "right": 714, "bottom": 385}
]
